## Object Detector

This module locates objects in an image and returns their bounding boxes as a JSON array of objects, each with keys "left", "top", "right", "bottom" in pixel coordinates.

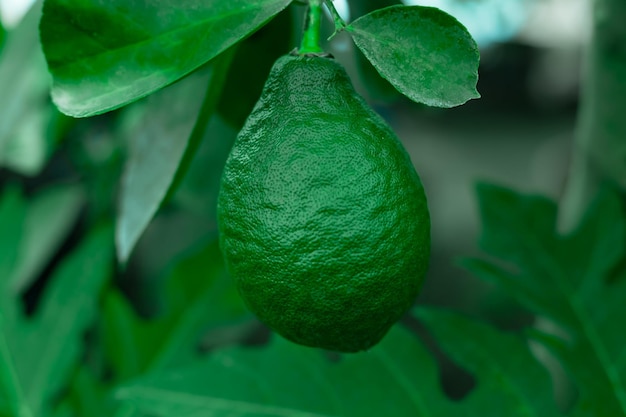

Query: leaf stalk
[{"left": 324, "top": 0, "right": 347, "bottom": 40}]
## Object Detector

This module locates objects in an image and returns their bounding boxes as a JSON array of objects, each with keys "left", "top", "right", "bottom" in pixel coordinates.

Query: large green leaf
[
  {"left": 102, "top": 240, "right": 248, "bottom": 380},
  {"left": 465, "top": 184, "right": 626, "bottom": 416},
  {"left": 115, "top": 326, "right": 454, "bottom": 417},
  {"left": 417, "top": 308, "right": 562, "bottom": 417},
  {"left": 116, "top": 51, "right": 233, "bottom": 263},
  {"left": 0, "top": 1, "right": 54, "bottom": 176},
  {"left": 114, "top": 312, "right": 564, "bottom": 417},
  {"left": 347, "top": 5, "right": 480, "bottom": 107},
  {"left": 40, "top": 0, "right": 294, "bottom": 117},
  {"left": 0, "top": 226, "right": 113, "bottom": 417}
]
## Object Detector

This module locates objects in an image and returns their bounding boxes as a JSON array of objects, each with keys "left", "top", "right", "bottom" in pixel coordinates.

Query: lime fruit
[{"left": 217, "top": 52, "right": 430, "bottom": 352}]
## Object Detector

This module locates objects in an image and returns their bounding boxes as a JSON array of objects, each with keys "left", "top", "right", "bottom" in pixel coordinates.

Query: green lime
[{"left": 217, "top": 52, "right": 430, "bottom": 352}]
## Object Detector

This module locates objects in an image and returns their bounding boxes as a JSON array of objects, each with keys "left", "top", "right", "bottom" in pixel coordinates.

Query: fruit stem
[{"left": 299, "top": 0, "right": 324, "bottom": 54}]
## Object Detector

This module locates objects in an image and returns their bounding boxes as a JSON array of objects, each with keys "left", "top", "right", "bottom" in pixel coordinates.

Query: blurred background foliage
[{"left": 0, "top": 0, "right": 602, "bottom": 413}]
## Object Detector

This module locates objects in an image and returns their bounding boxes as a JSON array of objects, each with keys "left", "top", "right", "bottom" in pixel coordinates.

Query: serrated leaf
[
  {"left": 347, "top": 5, "right": 480, "bottom": 107},
  {"left": 417, "top": 307, "right": 563, "bottom": 417},
  {"left": 0, "top": 226, "right": 114, "bottom": 416},
  {"left": 116, "top": 51, "right": 233, "bottom": 263},
  {"left": 115, "top": 315, "right": 568, "bottom": 417},
  {"left": 40, "top": 0, "right": 293, "bottom": 117},
  {"left": 467, "top": 184, "right": 626, "bottom": 416},
  {"left": 103, "top": 240, "right": 248, "bottom": 380},
  {"left": 0, "top": 0, "right": 53, "bottom": 176},
  {"left": 115, "top": 326, "right": 455, "bottom": 417},
  {"left": 475, "top": 183, "right": 558, "bottom": 267}
]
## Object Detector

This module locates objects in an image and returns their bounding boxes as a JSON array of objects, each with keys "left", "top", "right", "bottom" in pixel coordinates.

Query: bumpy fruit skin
[{"left": 217, "top": 53, "right": 430, "bottom": 352}]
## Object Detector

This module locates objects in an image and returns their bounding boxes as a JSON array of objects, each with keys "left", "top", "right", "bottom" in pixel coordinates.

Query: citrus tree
[{"left": 0, "top": 0, "right": 625, "bottom": 416}]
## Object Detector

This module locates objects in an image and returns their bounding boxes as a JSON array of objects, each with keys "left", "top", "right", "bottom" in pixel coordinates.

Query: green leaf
[
  {"left": 25, "top": 226, "right": 113, "bottom": 415},
  {"left": 467, "top": 184, "right": 626, "bottom": 416},
  {"left": 0, "top": 0, "right": 53, "bottom": 176},
  {"left": 0, "top": 189, "right": 26, "bottom": 416},
  {"left": 0, "top": 183, "right": 83, "bottom": 322},
  {"left": 114, "top": 315, "right": 565, "bottom": 417},
  {"left": 116, "top": 50, "right": 233, "bottom": 263},
  {"left": 60, "top": 367, "right": 112, "bottom": 417},
  {"left": 347, "top": 5, "right": 480, "bottom": 107},
  {"left": 417, "top": 307, "right": 562, "bottom": 417},
  {"left": 0, "top": 186, "right": 26, "bottom": 299},
  {"left": 102, "top": 239, "right": 248, "bottom": 380},
  {"left": 115, "top": 326, "right": 456, "bottom": 417},
  {"left": 0, "top": 226, "right": 114, "bottom": 417},
  {"left": 40, "top": 0, "right": 294, "bottom": 117},
  {"left": 0, "top": 315, "right": 29, "bottom": 417},
  {"left": 8, "top": 184, "right": 84, "bottom": 294}
]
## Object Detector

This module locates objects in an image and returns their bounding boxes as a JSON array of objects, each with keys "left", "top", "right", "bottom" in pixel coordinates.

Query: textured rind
[{"left": 217, "top": 54, "right": 430, "bottom": 352}]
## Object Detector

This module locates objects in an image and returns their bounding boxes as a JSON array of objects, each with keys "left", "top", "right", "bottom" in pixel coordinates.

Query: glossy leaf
[
  {"left": 418, "top": 307, "right": 563, "bottom": 417},
  {"left": 0, "top": 0, "right": 53, "bottom": 176},
  {"left": 347, "top": 5, "right": 480, "bottom": 107},
  {"left": 467, "top": 184, "right": 626, "bottom": 416},
  {"left": 40, "top": 0, "right": 294, "bottom": 117},
  {"left": 116, "top": 51, "right": 232, "bottom": 263}
]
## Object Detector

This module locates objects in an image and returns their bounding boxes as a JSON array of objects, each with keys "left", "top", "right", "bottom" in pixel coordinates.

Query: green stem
[
  {"left": 299, "top": 0, "right": 324, "bottom": 54},
  {"left": 324, "top": 0, "right": 347, "bottom": 39}
]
